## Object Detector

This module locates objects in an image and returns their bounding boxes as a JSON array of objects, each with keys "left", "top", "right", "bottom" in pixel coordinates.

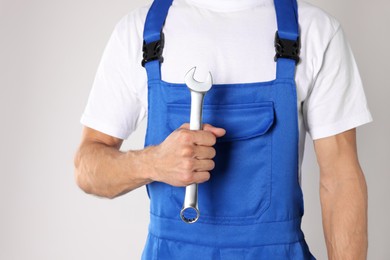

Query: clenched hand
[{"left": 149, "top": 123, "right": 226, "bottom": 187}]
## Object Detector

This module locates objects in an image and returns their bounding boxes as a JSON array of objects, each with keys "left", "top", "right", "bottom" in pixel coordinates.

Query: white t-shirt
[{"left": 81, "top": 0, "right": 372, "bottom": 160}]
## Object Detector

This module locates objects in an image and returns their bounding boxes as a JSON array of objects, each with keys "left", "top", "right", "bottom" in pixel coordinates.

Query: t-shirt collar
[{"left": 184, "top": 0, "right": 271, "bottom": 12}]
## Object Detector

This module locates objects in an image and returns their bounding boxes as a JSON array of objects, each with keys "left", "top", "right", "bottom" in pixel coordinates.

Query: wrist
[{"left": 125, "top": 146, "right": 157, "bottom": 184}]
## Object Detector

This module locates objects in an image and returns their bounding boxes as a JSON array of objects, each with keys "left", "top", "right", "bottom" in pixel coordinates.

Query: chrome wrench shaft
[{"left": 180, "top": 67, "right": 213, "bottom": 224}]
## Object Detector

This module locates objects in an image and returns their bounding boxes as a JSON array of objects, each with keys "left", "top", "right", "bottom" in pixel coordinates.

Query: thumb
[
  {"left": 179, "top": 123, "right": 226, "bottom": 137},
  {"left": 202, "top": 124, "right": 226, "bottom": 138}
]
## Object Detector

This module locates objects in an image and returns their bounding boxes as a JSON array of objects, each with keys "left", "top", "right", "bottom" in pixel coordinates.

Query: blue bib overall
[{"left": 141, "top": 0, "right": 316, "bottom": 259}]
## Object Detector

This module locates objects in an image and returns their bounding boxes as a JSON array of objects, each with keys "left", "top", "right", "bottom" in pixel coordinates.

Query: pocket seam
[{"left": 167, "top": 102, "right": 275, "bottom": 142}]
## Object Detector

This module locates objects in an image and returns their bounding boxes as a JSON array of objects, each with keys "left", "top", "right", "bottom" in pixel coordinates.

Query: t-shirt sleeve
[
  {"left": 303, "top": 25, "right": 372, "bottom": 140},
  {"left": 81, "top": 13, "right": 147, "bottom": 140}
]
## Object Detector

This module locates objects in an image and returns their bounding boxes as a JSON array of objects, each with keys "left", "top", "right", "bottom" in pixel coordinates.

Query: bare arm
[
  {"left": 314, "top": 128, "right": 368, "bottom": 260},
  {"left": 74, "top": 125, "right": 225, "bottom": 199}
]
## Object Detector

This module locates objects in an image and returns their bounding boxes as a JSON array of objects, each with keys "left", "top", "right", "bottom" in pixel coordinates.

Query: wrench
[{"left": 180, "top": 67, "right": 213, "bottom": 224}]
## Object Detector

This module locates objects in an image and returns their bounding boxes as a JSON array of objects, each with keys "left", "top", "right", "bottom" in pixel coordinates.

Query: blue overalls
[{"left": 141, "top": 0, "right": 316, "bottom": 259}]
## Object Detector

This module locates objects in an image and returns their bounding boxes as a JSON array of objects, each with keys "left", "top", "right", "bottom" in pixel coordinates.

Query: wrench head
[{"left": 185, "top": 67, "right": 213, "bottom": 93}]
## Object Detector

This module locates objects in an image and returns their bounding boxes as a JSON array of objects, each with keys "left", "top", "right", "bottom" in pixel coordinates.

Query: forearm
[
  {"left": 320, "top": 165, "right": 368, "bottom": 260},
  {"left": 74, "top": 141, "right": 154, "bottom": 199},
  {"left": 74, "top": 124, "right": 224, "bottom": 199}
]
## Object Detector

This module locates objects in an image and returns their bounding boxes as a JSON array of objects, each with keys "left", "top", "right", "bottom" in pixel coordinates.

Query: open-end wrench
[{"left": 180, "top": 67, "right": 213, "bottom": 224}]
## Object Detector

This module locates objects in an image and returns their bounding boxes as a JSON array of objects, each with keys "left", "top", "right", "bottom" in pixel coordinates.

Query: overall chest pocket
[{"left": 167, "top": 102, "right": 275, "bottom": 224}]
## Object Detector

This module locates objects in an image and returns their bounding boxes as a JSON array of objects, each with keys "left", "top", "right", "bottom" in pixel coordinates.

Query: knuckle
[
  {"left": 180, "top": 123, "right": 189, "bottom": 129},
  {"left": 181, "top": 146, "right": 195, "bottom": 158},
  {"left": 207, "top": 133, "right": 217, "bottom": 145},
  {"left": 211, "top": 137, "right": 217, "bottom": 145},
  {"left": 180, "top": 172, "right": 193, "bottom": 185},
  {"left": 210, "top": 147, "right": 216, "bottom": 158},
  {"left": 182, "top": 159, "right": 195, "bottom": 171},
  {"left": 208, "top": 160, "right": 215, "bottom": 171},
  {"left": 178, "top": 130, "right": 193, "bottom": 143},
  {"left": 197, "top": 172, "right": 211, "bottom": 184}
]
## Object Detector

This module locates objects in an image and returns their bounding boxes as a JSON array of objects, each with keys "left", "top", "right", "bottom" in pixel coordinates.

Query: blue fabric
[
  {"left": 143, "top": 233, "right": 314, "bottom": 259},
  {"left": 274, "top": 0, "right": 299, "bottom": 40},
  {"left": 143, "top": 0, "right": 173, "bottom": 44},
  {"left": 141, "top": 0, "right": 315, "bottom": 259},
  {"left": 143, "top": 0, "right": 173, "bottom": 81}
]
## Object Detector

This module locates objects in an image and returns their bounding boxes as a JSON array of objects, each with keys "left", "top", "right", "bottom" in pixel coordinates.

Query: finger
[
  {"left": 180, "top": 123, "right": 190, "bottom": 130},
  {"left": 180, "top": 123, "right": 226, "bottom": 138},
  {"left": 202, "top": 124, "right": 226, "bottom": 138},
  {"left": 194, "top": 159, "right": 215, "bottom": 172},
  {"left": 192, "top": 171, "right": 210, "bottom": 184},
  {"left": 192, "top": 131, "right": 217, "bottom": 146},
  {"left": 193, "top": 146, "right": 216, "bottom": 160}
]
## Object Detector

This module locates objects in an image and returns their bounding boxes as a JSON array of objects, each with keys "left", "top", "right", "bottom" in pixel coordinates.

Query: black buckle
[
  {"left": 274, "top": 31, "right": 300, "bottom": 64},
  {"left": 142, "top": 33, "right": 165, "bottom": 67}
]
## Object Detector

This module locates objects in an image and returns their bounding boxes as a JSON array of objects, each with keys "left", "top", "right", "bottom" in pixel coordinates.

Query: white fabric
[{"left": 81, "top": 0, "right": 372, "bottom": 156}]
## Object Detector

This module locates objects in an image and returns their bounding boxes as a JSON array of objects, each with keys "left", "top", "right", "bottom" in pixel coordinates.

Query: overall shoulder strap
[
  {"left": 142, "top": 0, "right": 174, "bottom": 81},
  {"left": 274, "top": 0, "right": 300, "bottom": 79}
]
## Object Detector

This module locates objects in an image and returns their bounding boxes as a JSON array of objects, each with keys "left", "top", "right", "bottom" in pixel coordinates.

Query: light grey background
[{"left": 0, "top": 0, "right": 388, "bottom": 259}]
